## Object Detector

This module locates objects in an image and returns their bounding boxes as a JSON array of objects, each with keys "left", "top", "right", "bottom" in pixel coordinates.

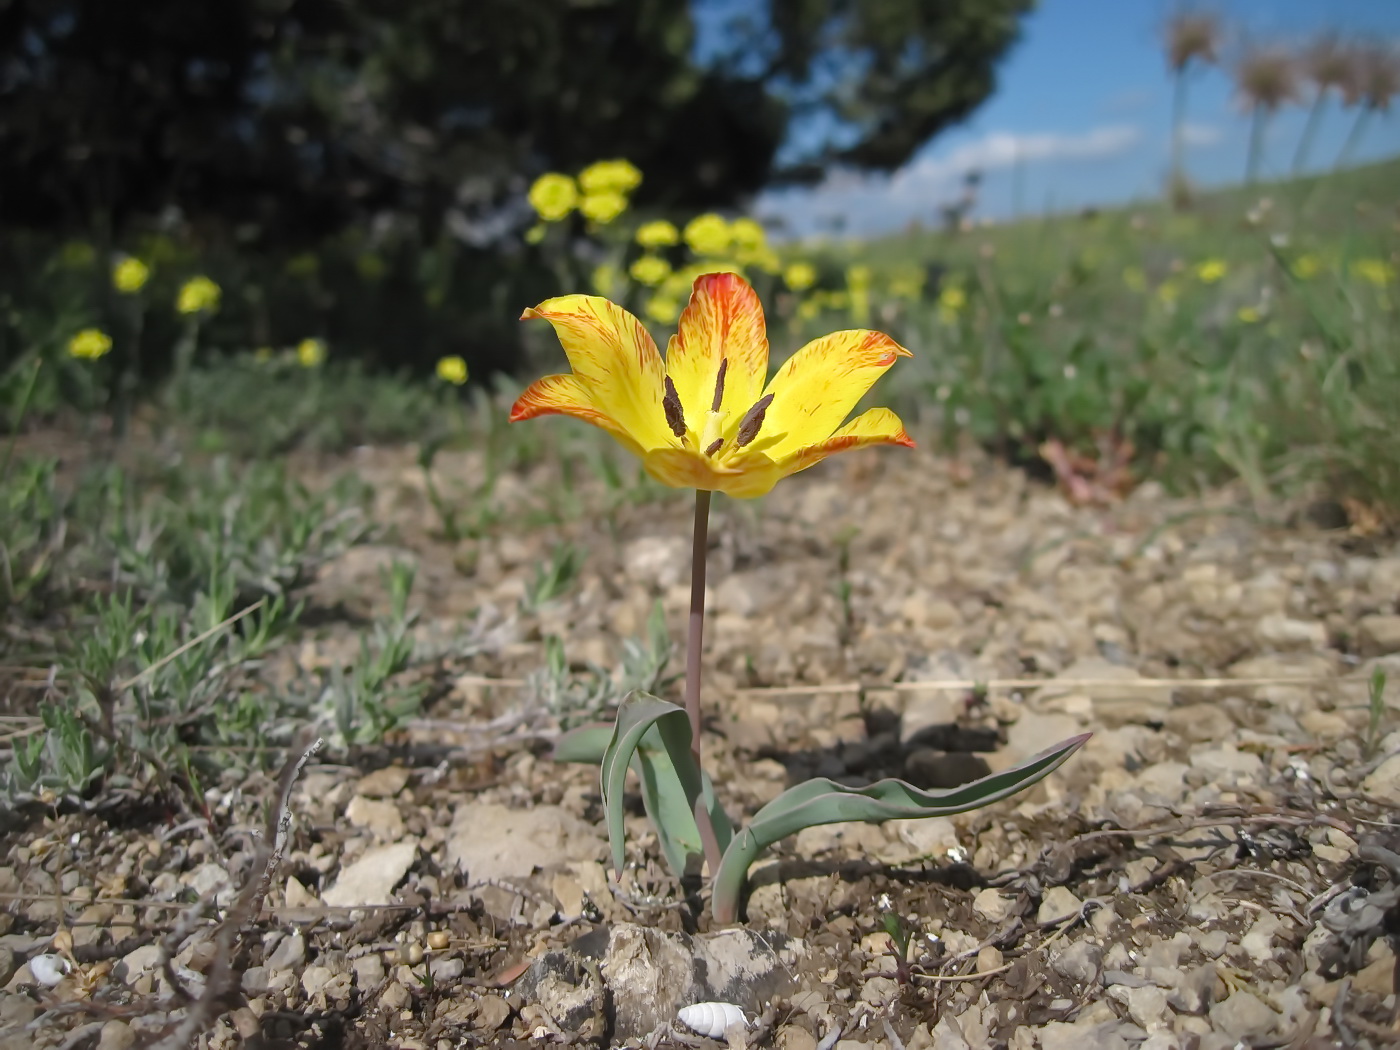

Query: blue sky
[{"left": 752, "top": 0, "right": 1400, "bottom": 236}]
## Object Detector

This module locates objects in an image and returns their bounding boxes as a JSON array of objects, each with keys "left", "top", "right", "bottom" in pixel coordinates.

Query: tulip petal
[
  {"left": 665, "top": 273, "right": 769, "bottom": 434},
  {"left": 777, "top": 407, "right": 916, "bottom": 478},
  {"left": 642, "top": 447, "right": 785, "bottom": 499},
  {"left": 521, "top": 295, "right": 671, "bottom": 449},
  {"left": 760, "top": 331, "right": 912, "bottom": 459},
  {"left": 509, "top": 374, "right": 648, "bottom": 456}
]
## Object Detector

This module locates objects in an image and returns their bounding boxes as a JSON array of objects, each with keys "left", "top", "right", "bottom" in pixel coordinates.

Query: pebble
[
  {"left": 266, "top": 932, "right": 306, "bottom": 971},
  {"left": 1037, "top": 886, "right": 1082, "bottom": 924},
  {"left": 345, "top": 796, "right": 405, "bottom": 839},
  {"left": 322, "top": 840, "right": 418, "bottom": 908},
  {"left": 1050, "top": 940, "right": 1102, "bottom": 985},
  {"left": 379, "top": 980, "right": 411, "bottom": 1010},
  {"left": 1361, "top": 754, "right": 1400, "bottom": 805},
  {"left": 355, "top": 766, "right": 411, "bottom": 798},
  {"left": 1208, "top": 990, "right": 1280, "bottom": 1039},
  {"left": 95, "top": 1021, "right": 136, "bottom": 1050},
  {"left": 971, "top": 888, "right": 1015, "bottom": 923}
]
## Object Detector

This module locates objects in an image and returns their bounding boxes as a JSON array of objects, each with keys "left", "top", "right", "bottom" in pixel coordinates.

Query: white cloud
[
  {"left": 760, "top": 124, "right": 1142, "bottom": 235},
  {"left": 1180, "top": 122, "right": 1224, "bottom": 147}
]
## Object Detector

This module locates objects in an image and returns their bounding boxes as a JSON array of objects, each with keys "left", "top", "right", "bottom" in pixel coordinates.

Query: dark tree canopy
[{"left": 0, "top": 0, "right": 1030, "bottom": 240}]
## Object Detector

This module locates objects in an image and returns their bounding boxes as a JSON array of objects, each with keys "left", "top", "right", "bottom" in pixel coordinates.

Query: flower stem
[{"left": 686, "top": 489, "right": 723, "bottom": 882}]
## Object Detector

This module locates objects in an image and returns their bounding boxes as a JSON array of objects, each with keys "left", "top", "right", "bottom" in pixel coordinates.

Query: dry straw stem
[
  {"left": 144, "top": 733, "right": 321, "bottom": 1050},
  {"left": 1164, "top": 9, "right": 1221, "bottom": 71},
  {"left": 452, "top": 672, "right": 1341, "bottom": 695}
]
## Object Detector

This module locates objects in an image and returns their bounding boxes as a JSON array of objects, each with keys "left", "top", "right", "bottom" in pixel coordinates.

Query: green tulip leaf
[
  {"left": 710, "top": 732, "right": 1092, "bottom": 923},
  {"left": 599, "top": 691, "right": 733, "bottom": 879},
  {"left": 552, "top": 724, "right": 614, "bottom": 764}
]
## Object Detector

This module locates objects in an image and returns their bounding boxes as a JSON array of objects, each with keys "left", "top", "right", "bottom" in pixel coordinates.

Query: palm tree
[
  {"left": 1233, "top": 44, "right": 1298, "bottom": 184},
  {"left": 1163, "top": 10, "right": 1222, "bottom": 204},
  {"left": 1291, "top": 35, "right": 1354, "bottom": 175},
  {"left": 1335, "top": 44, "right": 1400, "bottom": 171}
]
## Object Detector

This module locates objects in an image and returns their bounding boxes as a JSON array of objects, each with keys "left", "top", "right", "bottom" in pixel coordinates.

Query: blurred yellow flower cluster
[
  {"left": 296, "top": 338, "right": 326, "bottom": 368},
  {"left": 795, "top": 289, "right": 850, "bottom": 322},
  {"left": 1291, "top": 254, "right": 1321, "bottom": 280},
  {"left": 936, "top": 284, "right": 967, "bottom": 323},
  {"left": 635, "top": 220, "right": 680, "bottom": 249},
  {"left": 68, "top": 328, "right": 113, "bottom": 360},
  {"left": 846, "top": 265, "right": 872, "bottom": 325},
  {"left": 112, "top": 257, "right": 150, "bottom": 294},
  {"left": 1193, "top": 259, "right": 1227, "bottom": 284},
  {"left": 1351, "top": 258, "right": 1396, "bottom": 288},
  {"left": 177, "top": 276, "right": 221, "bottom": 316},
  {"left": 629, "top": 254, "right": 671, "bottom": 287},
  {"left": 783, "top": 262, "right": 817, "bottom": 292},
  {"left": 527, "top": 159, "right": 643, "bottom": 230},
  {"left": 436, "top": 355, "right": 468, "bottom": 385}
]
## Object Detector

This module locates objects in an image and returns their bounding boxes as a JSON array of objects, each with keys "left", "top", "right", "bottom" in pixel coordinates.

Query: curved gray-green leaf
[
  {"left": 599, "top": 691, "right": 733, "bottom": 879},
  {"left": 552, "top": 724, "right": 613, "bottom": 764},
  {"left": 710, "top": 733, "right": 1091, "bottom": 924}
]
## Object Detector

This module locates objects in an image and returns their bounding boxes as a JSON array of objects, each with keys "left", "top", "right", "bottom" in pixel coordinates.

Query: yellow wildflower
[
  {"left": 889, "top": 272, "right": 924, "bottom": 300},
  {"left": 60, "top": 241, "right": 96, "bottom": 269},
  {"left": 729, "top": 218, "right": 767, "bottom": 253},
  {"left": 1237, "top": 306, "right": 1261, "bottom": 324},
  {"left": 1156, "top": 280, "right": 1181, "bottom": 305},
  {"left": 296, "top": 338, "right": 326, "bottom": 368},
  {"left": 436, "top": 355, "right": 468, "bottom": 385},
  {"left": 937, "top": 285, "right": 967, "bottom": 314},
  {"left": 644, "top": 295, "right": 682, "bottom": 324},
  {"left": 524, "top": 224, "right": 548, "bottom": 245},
  {"left": 528, "top": 173, "right": 578, "bottom": 222},
  {"left": 356, "top": 252, "right": 388, "bottom": 281},
  {"left": 684, "top": 214, "right": 732, "bottom": 257},
  {"left": 112, "top": 257, "right": 150, "bottom": 294},
  {"left": 1291, "top": 254, "right": 1320, "bottom": 280},
  {"left": 176, "top": 276, "right": 221, "bottom": 316},
  {"left": 796, "top": 297, "right": 823, "bottom": 321},
  {"left": 512, "top": 271, "right": 913, "bottom": 499},
  {"left": 783, "top": 262, "right": 817, "bottom": 292},
  {"left": 1351, "top": 258, "right": 1396, "bottom": 287},
  {"left": 847, "top": 266, "right": 872, "bottom": 325},
  {"left": 285, "top": 252, "right": 319, "bottom": 279},
  {"left": 742, "top": 246, "right": 782, "bottom": 274},
  {"left": 636, "top": 220, "right": 680, "bottom": 248},
  {"left": 591, "top": 263, "right": 623, "bottom": 297},
  {"left": 578, "top": 159, "right": 642, "bottom": 196},
  {"left": 580, "top": 191, "right": 628, "bottom": 225},
  {"left": 1123, "top": 266, "right": 1146, "bottom": 292},
  {"left": 68, "top": 328, "right": 113, "bottom": 360},
  {"left": 630, "top": 255, "right": 672, "bottom": 287},
  {"left": 1194, "top": 259, "right": 1227, "bottom": 284}
]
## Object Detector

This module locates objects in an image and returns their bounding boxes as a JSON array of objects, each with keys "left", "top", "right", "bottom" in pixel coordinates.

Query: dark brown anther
[
  {"left": 704, "top": 438, "right": 724, "bottom": 457},
  {"left": 711, "top": 358, "right": 728, "bottom": 412},
  {"left": 735, "top": 393, "right": 775, "bottom": 448},
  {"left": 663, "top": 376, "right": 687, "bottom": 438}
]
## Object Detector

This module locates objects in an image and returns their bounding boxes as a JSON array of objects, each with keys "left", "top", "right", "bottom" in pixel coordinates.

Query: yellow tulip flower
[{"left": 511, "top": 272, "right": 914, "bottom": 498}]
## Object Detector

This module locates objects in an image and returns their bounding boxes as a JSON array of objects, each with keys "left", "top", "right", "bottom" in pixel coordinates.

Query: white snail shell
[
  {"left": 29, "top": 953, "right": 72, "bottom": 987},
  {"left": 677, "top": 1002, "right": 747, "bottom": 1038}
]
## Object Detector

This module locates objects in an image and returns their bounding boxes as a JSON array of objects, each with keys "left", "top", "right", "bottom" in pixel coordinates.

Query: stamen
[
  {"left": 663, "top": 376, "right": 686, "bottom": 438},
  {"left": 735, "top": 393, "right": 775, "bottom": 448},
  {"left": 704, "top": 438, "right": 724, "bottom": 457},
  {"left": 711, "top": 358, "right": 728, "bottom": 412}
]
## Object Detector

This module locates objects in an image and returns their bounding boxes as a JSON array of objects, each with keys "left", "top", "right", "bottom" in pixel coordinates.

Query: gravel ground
[{"left": 2, "top": 441, "right": 1398, "bottom": 1049}]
